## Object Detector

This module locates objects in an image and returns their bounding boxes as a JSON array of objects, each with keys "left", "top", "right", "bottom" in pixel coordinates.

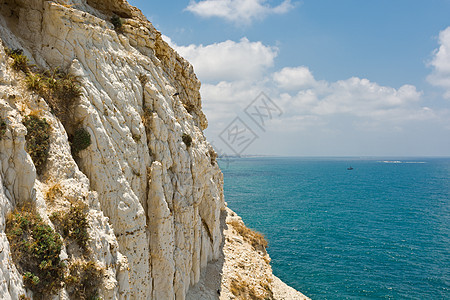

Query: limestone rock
[{"left": 0, "top": 0, "right": 306, "bottom": 299}]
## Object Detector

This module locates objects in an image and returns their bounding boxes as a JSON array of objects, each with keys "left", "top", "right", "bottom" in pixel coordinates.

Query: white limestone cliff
[{"left": 0, "top": 0, "right": 308, "bottom": 299}]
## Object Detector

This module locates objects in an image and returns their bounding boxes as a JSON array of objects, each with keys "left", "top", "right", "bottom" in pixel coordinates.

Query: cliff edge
[{"left": 0, "top": 0, "right": 308, "bottom": 299}]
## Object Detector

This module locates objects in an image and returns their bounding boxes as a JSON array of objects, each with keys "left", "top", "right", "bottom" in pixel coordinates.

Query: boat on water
[{"left": 347, "top": 166, "right": 354, "bottom": 170}]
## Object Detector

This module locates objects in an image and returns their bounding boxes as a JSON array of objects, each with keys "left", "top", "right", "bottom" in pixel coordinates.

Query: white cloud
[
  {"left": 200, "top": 80, "right": 266, "bottom": 121},
  {"left": 200, "top": 65, "right": 428, "bottom": 136},
  {"left": 428, "top": 26, "right": 450, "bottom": 99},
  {"left": 165, "top": 36, "right": 278, "bottom": 82},
  {"left": 272, "top": 68, "right": 423, "bottom": 120},
  {"left": 164, "top": 37, "right": 449, "bottom": 155},
  {"left": 273, "top": 66, "right": 318, "bottom": 90},
  {"left": 185, "top": 0, "right": 295, "bottom": 25},
  {"left": 310, "top": 79, "right": 422, "bottom": 117}
]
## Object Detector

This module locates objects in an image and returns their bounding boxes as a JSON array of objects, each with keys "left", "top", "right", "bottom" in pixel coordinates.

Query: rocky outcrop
[
  {"left": 187, "top": 208, "right": 309, "bottom": 300},
  {"left": 0, "top": 0, "right": 306, "bottom": 299}
]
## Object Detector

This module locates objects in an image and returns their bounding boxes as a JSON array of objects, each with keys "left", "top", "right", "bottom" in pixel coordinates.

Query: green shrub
[
  {"left": 65, "top": 259, "right": 103, "bottom": 300},
  {"left": 50, "top": 201, "right": 90, "bottom": 254},
  {"left": 23, "top": 272, "right": 40, "bottom": 287},
  {"left": 111, "top": 15, "right": 122, "bottom": 31},
  {"left": 70, "top": 128, "right": 91, "bottom": 155},
  {"left": 25, "top": 73, "right": 45, "bottom": 94},
  {"left": 6, "top": 48, "right": 29, "bottom": 73},
  {"left": 23, "top": 68, "right": 82, "bottom": 127},
  {"left": 41, "top": 70, "right": 82, "bottom": 125},
  {"left": 52, "top": 72, "right": 82, "bottom": 103},
  {"left": 5, "top": 205, "right": 65, "bottom": 298},
  {"left": 182, "top": 133, "right": 192, "bottom": 148},
  {"left": 23, "top": 115, "right": 50, "bottom": 174},
  {"left": 0, "top": 118, "right": 7, "bottom": 140}
]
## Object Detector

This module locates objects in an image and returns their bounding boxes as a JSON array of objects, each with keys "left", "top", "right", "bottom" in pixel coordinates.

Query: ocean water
[{"left": 219, "top": 157, "right": 450, "bottom": 299}]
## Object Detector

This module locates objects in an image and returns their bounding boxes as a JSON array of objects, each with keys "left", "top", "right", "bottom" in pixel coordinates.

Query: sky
[{"left": 128, "top": 0, "right": 450, "bottom": 157}]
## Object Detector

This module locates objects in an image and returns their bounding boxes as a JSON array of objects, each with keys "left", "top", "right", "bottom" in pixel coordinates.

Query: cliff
[{"left": 0, "top": 0, "right": 308, "bottom": 299}]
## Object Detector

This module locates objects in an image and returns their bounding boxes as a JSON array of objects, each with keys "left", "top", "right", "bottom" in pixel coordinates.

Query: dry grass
[
  {"left": 65, "top": 259, "right": 104, "bottom": 300},
  {"left": 46, "top": 182, "right": 63, "bottom": 204},
  {"left": 230, "top": 276, "right": 248, "bottom": 299},
  {"left": 229, "top": 219, "right": 268, "bottom": 250},
  {"left": 50, "top": 201, "right": 90, "bottom": 255},
  {"left": 7, "top": 49, "right": 83, "bottom": 129},
  {"left": 230, "top": 275, "right": 273, "bottom": 300},
  {"left": 6, "top": 48, "right": 29, "bottom": 73}
]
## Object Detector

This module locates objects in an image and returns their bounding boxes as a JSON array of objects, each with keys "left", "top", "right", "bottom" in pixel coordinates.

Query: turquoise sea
[{"left": 219, "top": 157, "right": 450, "bottom": 299}]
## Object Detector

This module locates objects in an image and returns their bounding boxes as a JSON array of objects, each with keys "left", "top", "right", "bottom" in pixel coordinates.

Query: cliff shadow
[{"left": 186, "top": 208, "right": 228, "bottom": 299}]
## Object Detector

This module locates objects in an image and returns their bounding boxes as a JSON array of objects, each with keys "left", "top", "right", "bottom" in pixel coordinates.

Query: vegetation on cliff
[
  {"left": 6, "top": 205, "right": 65, "bottom": 298},
  {"left": 23, "top": 115, "right": 50, "bottom": 174}
]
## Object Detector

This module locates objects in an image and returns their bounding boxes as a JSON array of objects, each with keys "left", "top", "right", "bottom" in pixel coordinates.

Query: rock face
[{"left": 0, "top": 1, "right": 306, "bottom": 299}]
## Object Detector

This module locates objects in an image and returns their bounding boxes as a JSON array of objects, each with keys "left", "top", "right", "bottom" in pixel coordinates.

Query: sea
[{"left": 218, "top": 157, "right": 450, "bottom": 299}]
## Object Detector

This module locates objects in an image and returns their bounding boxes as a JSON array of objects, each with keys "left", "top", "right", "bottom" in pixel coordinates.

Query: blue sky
[{"left": 128, "top": 0, "right": 450, "bottom": 156}]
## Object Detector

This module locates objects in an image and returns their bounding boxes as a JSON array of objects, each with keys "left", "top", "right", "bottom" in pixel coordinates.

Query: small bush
[
  {"left": 6, "top": 48, "right": 29, "bottom": 73},
  {"left": 230, "top": 275, "right": 273, "bottom": 300},
  {"left": 230, "top": 276, "right": 260, "bottom": 300},
  {"left": 19, "top": 294, "right": 31, "bottom": 300},
  {"left": 138, "top": 73, "right": 148, "bottom": 86},
  {"left": 209, "top": 149, "right": 218, "bottom": 166},
  {"left": 111, "top": 15, "right": 122, "bottom": 31},
  {"left": 42, "top": 70, "right": 82, "bottom": 125},
  {"left": 52, "top": 72, "right": 82, "bottom": 103},
  {"left": 25, "top": 73, "right": 45, "bottom": 94},
  {"left": 46, "top": 182, "right": 63, "bottom": 204},
  {"left": 182, "top": 133, "right": 192, "bottom": 148},
  {"left": 70, "top": 128, "right": 91, "bottom": 155},
  {"left": 23, "top": 115, "right": 50, "bottom": 174},
  {"left": 0, "top": 118, "right": 7, "bottom": 140},
  {"left": 50, "top": 201, "right": 90, "bottom": 254},
  {"left": 5, "top": 205, "right": 65, "bottom": 298},
  {"left": 24, "top": 68, "right": 82, "bottom": 127},
  {"left": 229, "top": 219, "right": 268, "bottom": 250},
  {"left": 141, "top": 107, "right": 153, "bottom": 127},
  {"left": 65, "top": 259, "right": 103, "bottom": 300},
  {"left": 183, "top": 103, "right": 195, "bottom": 114},
  {"left": 230, "top": 276, "right": 247, "bottom": 299},
  {"left": 132, "top": 133, "right": 141, "bottom": 143}
]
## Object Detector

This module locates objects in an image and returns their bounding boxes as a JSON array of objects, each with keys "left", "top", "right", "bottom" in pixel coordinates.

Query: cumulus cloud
[
  {"left": 279, "top": 78, "right": 423, "bottom": 121},
  {"left": 185, "top": 0, "right": 295, "bottom": 25},
  {"left": 427, "top": 26, "right": 450, "bottom": 99},
  {"left": 164, "top": 37, "right": 450, "bottom": 155},
  {"left": 200, "top": 65, "right": 428, "bottom": 136},
  {"left": 165, "top": 36, "right": 278, "bottom": 82},
  {"left": 166, "top": 35, "right": 427, "bottom": 125},
  {"left": 273, "top": 66, "right": 319, "bottom": 90},
  {"left": 200, "top": 80, "right": 267, "bottom": 121}
]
